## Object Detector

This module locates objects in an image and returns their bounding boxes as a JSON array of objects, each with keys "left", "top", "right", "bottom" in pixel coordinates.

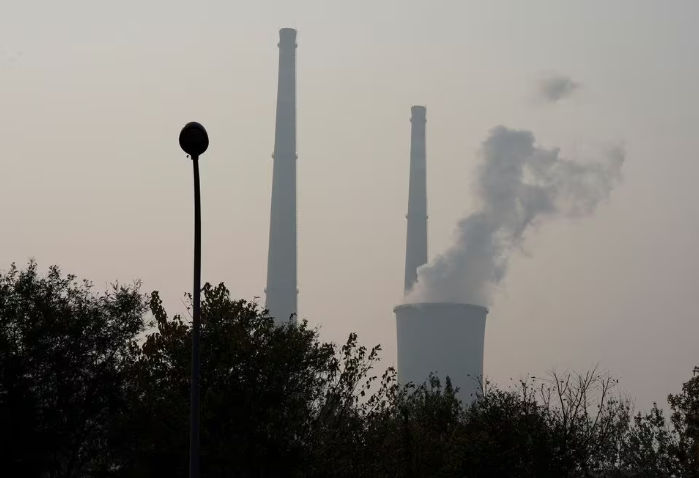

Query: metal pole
[
  {"left": 190, "top": 154, "right": 201, "bottom": 478},
  {"left": 179, "top": 120, "right": 207, "bottom": 478}
]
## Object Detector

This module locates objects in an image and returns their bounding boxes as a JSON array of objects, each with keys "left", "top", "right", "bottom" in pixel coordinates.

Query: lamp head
[{"left": 179, "top": 122, "right": 209, "bottom": 157}]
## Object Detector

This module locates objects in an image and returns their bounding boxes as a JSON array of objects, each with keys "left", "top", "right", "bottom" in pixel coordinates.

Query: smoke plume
[
  {"left": 539, "top": 75, "right": 579, "bottom": 102},
  {"left": 408, "top": 126, "right": 623, "bottom": 306}
]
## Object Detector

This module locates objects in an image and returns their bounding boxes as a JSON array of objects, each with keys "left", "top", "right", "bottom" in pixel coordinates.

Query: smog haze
[{"left": 2, "top": 0, "right": 698, "bottom": 410}]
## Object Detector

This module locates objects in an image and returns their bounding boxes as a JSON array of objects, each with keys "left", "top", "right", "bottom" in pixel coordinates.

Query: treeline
[{"left": 1, "top": 262, "right": 698, "bottom": 477}]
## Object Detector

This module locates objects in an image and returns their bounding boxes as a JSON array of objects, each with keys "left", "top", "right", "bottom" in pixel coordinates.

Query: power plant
[
  {"left": 262, "top": 30, "right": 489, "bottom": 401},
  {"left": 395, "top": 106, "right": 488, "bottom": 402},
  {"left": 265, "top": 28, "right": 298, "bottom": 325}
]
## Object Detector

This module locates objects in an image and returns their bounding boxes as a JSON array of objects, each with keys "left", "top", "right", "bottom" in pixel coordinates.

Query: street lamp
[{"left": 179, "top": 121, "right": 208, "bottom": 478}]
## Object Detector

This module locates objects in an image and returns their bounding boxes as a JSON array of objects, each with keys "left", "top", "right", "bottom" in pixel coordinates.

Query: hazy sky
[{"left": 2, "top": 0, "right": 698, "bottom": 410}]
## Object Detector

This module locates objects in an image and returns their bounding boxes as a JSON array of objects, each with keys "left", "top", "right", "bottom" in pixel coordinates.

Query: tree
[
  {"left": 373, "top": 371, "right": 630, "bottom": 478},
  {"left": 4, "top": 262, "right": 699, "bottom": 477},
  {"left": 114, "top": 282, "right": 390, "bottom": 477},
  {"left": 619, "top": 404, "right": 681, "bottom": 477},
  {"left": 0, "top": 262, "right": 146, "bottom": 477},
  {"left": 668, "top": 369, "right": 699, "bottom": 476},
  {"left": 536, "top": 369, "right": 630, "bottom": 475}
]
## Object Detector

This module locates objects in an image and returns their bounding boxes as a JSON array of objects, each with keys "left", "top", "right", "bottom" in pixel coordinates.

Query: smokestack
[
  {"left": 395, "top": 302, "right": 488, "bottom": 402},
  {"left": 265, "top": 28, "right": 298, "bottom": 324},
  {"left": 404, "top": 106, "right": 427, "bottom": 294}
]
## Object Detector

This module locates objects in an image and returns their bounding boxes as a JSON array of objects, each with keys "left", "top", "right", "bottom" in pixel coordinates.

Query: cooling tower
[
  {"left": 265, "top": 28, "right": 298, "bottom": 324},
  {"left": 395, "top": 302, "right": 488, "bottom": 402}
]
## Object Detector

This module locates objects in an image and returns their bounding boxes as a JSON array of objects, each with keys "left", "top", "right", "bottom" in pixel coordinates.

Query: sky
[{"left": 2, "top": 0, "right": 699, "bottom": 410}]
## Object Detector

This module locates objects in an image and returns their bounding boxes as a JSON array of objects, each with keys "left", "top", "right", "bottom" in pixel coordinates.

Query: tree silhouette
[
  {"left": 0, "top": 262, "right": 146, "bottom": 477},
  {"left": 113, "top": 282, "right": 391, "bottom": 477},
  {"left": 2, "top": 262, "right": 699, "bottom": 477}
]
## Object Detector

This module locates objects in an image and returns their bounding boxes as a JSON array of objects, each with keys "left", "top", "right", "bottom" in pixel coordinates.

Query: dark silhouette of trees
[
  {"left": 0, "top": 262, "right": 147, "bottom": 477},
  {"left": 113, "top": 283, "right": 390, "bottom": 477},
  {"left": 667, "top": 371, "right": 699, "bottom": 476},
  {"left": 2, "top": 262, "right": 699, "bottom": 477}
]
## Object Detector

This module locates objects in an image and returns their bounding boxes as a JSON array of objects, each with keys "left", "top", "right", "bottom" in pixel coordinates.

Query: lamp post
[{"left": 179, "top": 121, "right": 208, "bottom": 478}]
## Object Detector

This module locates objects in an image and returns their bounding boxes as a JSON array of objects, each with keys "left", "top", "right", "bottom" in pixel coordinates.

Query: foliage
[
  {"left": 2, "top": 263, "right": 699, "bottom": 477},
  {"left": 618, "top": 404, "right": 682, "bottom": 476},
  {"left": 668, "top": 371, "right": 699, "bottom": 476},
  {"left": 114, "top": 282, "right": 395, "bottom": 477},
  {"left": 0, "top": 261, "right": 146, "bottom": 477}
]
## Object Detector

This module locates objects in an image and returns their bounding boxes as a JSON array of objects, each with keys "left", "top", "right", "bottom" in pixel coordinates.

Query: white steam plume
[{"left": 407, "top": 126, "right": 624, "bottom": 306}]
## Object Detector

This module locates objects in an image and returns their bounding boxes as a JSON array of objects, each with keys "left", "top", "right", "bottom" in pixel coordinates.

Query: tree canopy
[{"left": 1, "top": 262, "right": 698, "bottom": 477}]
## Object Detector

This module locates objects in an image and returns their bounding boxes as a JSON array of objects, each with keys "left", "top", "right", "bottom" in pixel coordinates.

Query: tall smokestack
[
  {"left": 404, "top": 106, "right": 428, "bottom": 294},
  {"left": 265, "top": 28, "right": 297, "bottom": 324}
]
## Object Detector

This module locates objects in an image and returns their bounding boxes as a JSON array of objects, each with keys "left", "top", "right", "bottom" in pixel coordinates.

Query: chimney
[
  {"left": 404, "top": 106, "right": 428, "bottom": 294},
  {"left": 265, "top": 28, "right": 298, "bottom": 324}
]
